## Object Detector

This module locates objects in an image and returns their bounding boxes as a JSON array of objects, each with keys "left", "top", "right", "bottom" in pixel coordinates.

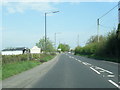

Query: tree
[
  {"left": 57, "top": 43, "right": 70, "bottom": 52},
  {"left": 86, "top": 35, "right": 106, "bottom": 45},
  {"left": 36, "top": 37, "right": 55, "bottom": 52},
  {"left": 117, "top": 23, "right": 120, "bottom": 39}
]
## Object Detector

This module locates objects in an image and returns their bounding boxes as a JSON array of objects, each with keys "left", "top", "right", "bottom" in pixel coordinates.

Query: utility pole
[
  {"left": 97, "top": 3, "right": 119, "bottom": 43},
  {"left": 97, "top": 19, "right": 100, "bottom": 42},
  {"left": 54, "top": 32, "right": 61, "bottom": 51},
  {"left": 44, "top": 11, "right": 59, "bottom": 52},
  {"left": 77, "top": 34, "right": 80, "bottom": 46},
  {"left": 45, "top": 13, "right": 47, "bottom": 52},
  {"left": 54, "top": 33, "right": 56, "bottom": 50}
]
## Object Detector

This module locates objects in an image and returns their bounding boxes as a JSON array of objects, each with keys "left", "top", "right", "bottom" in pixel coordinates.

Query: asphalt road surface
[
  {"left": 2, "top": 53, "right": 120, "bottom": 88},
  {"left": 28, "top": 53, "right": 119, "bottom": 88}
]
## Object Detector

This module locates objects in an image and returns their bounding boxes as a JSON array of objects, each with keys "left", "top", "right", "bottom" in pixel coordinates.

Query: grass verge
[
  {"left": 75, "top": 54, "right": 119, "bottom": 63},
  {"left": 2, "top": 60, "right": 41, "bottom": 80},
  {"left": 2, "top": 53, "right": 56, "bottom": 80}
]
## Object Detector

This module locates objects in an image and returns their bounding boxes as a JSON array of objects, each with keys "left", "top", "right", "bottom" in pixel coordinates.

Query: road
[{"left": 2, "top": 53, "right": 120, "bottom": 88}]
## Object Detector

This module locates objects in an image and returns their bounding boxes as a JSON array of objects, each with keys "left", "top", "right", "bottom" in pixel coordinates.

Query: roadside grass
[
  {"left": 39, "top": 54, "right": 55, "bottom": 62},
  {"left": 2, "top": 53, "right": 56, "bottom": 80},
  {"left": 2, "top": 60, "right": 41, "bottom": 80},
  {"left": 76, "top": 54, "right": 119, "bottom": 63}
]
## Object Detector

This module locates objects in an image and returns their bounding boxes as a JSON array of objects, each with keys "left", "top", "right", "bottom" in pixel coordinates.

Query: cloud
[
  {"left": 2, "top": 2, "right": 57, "bottom": 14},
  {"left": 1, "top": 0, "right": 118, "bottom": 14}
]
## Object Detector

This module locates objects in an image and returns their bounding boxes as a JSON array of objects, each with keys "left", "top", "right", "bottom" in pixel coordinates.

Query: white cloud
[
  {"left": 2, "top": 2, "right": 57, "bottom": 14},
  {"left": 1, "top": 0, "right": 118, "bottom": 14}
]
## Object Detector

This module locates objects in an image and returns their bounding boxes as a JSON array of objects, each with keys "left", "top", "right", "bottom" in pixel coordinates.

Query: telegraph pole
[
  {"left": 97, "top": 19, "right": 100, "bottom": 42},
  {"left": 77, "top": 34, "right": 79, "bottom": 46},
  {"left": 97, "top": 3, "right": 119, "bottom": 43},
  {"left": 54, "top": 33, "right": 56, "bottom": 50},
  {"left": 45, "top": 13, "right": 47, "bottom": 52}
]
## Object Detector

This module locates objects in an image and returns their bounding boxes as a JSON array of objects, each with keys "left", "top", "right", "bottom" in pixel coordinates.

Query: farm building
[
  {"left": 30, "top": 46, "right": 41, "bottom": 54},
  {"left": 1, "top": 47, "right": 30, "bottom": 55}
]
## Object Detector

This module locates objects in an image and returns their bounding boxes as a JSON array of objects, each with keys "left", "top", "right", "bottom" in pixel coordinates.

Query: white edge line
[
  {"left": 108, "top": 80, "right": 120, "bottom": 88},
  {"left": 90, "top": 67, "right": 101, "bottom": 74}
]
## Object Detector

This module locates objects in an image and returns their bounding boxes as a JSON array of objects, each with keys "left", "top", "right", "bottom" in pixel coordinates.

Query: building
[
  {"left": 30, "top": 46, "right": 41, "bottom": 54},
  {"left": 1, "top": 47, "right": 29, "bottom": 55}
]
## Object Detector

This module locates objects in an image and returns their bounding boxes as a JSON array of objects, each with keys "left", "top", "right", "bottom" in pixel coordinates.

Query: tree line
[
  {"left": 74, "top": 24, "right": 120, "bottom": 63},
  {"left": 36, "top": 37, "right": 70, "bottom": 52}
]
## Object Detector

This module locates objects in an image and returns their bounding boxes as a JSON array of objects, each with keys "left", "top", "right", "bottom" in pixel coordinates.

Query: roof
[
  {"left": 2, "top": 47, "right": 28, "bottom": 51},
  {"left": 31, "top": 46, "right": 40, "bottom": 50}
]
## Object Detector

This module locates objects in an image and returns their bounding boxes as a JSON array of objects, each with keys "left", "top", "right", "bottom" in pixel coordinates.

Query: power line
[
  {"left": 97, "top": 2, "right": 119, "bottom": 42},
  {"left": 99, "top": 3, "right": 119, "bottom": 19}
]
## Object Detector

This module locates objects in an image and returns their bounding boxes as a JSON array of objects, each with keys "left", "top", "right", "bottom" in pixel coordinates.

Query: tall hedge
[{"left": 74, "top": 28, "right": 120, "bottom": 63}]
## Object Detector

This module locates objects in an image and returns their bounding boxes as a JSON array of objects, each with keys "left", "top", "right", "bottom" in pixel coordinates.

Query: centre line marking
[
  {"left": 78, "top": 60, "right": 81, "bottom": 63},
  {"left": 90, "top": 67, "right": 100, "bottom": 74},
  {"left": 107, "top": 75, "right": 115, "bottom": 77},
  {"left": 108, "top": 80, "right": 120, "bottom": 88}
]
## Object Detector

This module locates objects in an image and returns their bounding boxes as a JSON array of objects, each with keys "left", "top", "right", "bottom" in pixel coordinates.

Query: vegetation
[
  {"left": 36, "top": 37, "right": 55, "bottom": 52},
  {"left": 2, "top": 54, "right": 31, "bottom": 64},
  {"left": 57, "top": 43, "right": 70, "bottom": 52},
  {"left": 75, "top": 25, "right": 120, "bottom": 63},
  {"left": 2, "top": 53, "right": 56, "bottom": 80},
  {"left": 2, "top": 60, "right": 40, "bottom": 80}
]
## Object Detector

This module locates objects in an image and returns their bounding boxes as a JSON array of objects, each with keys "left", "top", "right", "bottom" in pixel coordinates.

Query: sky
[{"left": 0, "top": 1, "right": 119, "bottom": 50}]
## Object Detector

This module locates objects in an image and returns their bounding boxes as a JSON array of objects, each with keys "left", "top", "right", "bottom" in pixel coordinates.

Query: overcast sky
[{"left": 0, "top": 1, "right": 118, "bottom": 50}]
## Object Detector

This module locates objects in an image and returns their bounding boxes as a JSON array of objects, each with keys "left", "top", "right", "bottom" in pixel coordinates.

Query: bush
[{"left": 74, "top": 30, "right": 120, "bottom": 63}]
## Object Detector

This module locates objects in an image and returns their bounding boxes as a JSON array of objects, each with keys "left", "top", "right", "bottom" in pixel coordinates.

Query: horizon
[{"left": 0, "top": 2, "right": 118, "bottom": 50}]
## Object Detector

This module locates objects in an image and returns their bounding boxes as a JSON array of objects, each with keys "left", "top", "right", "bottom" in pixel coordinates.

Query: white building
[
  {"left": 30, "top": 46, "right": 41, "bottom": 54},
  {"left": 1, "top": 47, "right": 29, "bottom": 55}
]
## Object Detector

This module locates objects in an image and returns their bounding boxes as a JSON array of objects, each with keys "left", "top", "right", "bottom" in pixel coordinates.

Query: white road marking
[
  {"left": 84, "top": 62, "right": 91, "bottom": 66},
  {"left": 99, "top": 71, "right": 105, "bottom": 72},
  {"left": 82, "top": 62, "right": 88, "bottom": 65},
  {"left": 95, "top": 66, "right": 113, "bottom": 74},
  {"left": 78, "top": 60, "right": 81, "bottom": 63},
  {"left": 90, "top": 67, "right": 101, "bottom": 74},
  {"left": 107, "top": 75, "right": 115, "bottom": 77},
  {"left": 86, "top": 63, "right": 91, "bottom": 66},
  {"left": 75, "top": 59, "right": 78, "bottom": 60},
  {"left": 108, "top": 80, "right": 120, "bottom": 88},
  {"left": 68, "top": 55, "right": 118, "bottom": 88},
  {"left": 82, "top": 62, "right": 91, "bottom": 66}
]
